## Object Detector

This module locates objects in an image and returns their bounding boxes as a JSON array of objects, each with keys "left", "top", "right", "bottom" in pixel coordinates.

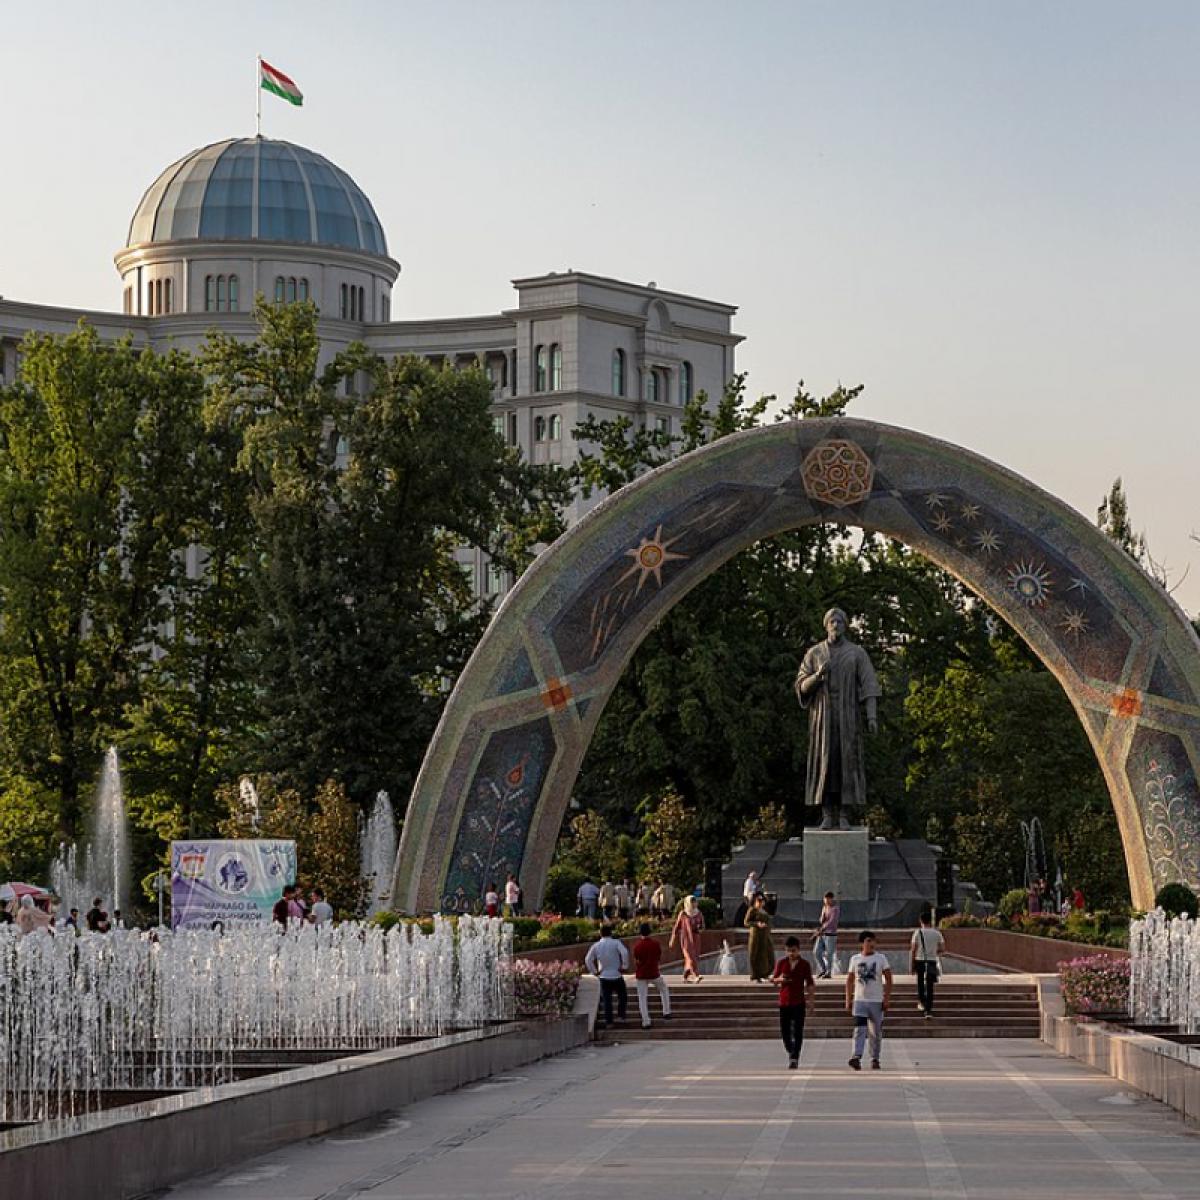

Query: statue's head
[{"left": 823, "top": 607, "right": 848, "bottom": 642}]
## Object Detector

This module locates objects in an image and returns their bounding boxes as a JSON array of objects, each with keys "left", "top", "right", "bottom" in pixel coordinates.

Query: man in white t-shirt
[
  {"left": 844, "top": 929, "right": 893, "bottom": 1070},
  {"left": 309, "top": 888, "right": 334, "bottom": 926},
  {"left": 504, "top": 874, "right": 522, "bottom": 915}
]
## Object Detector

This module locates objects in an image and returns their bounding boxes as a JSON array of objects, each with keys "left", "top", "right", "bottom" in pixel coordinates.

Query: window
[
  {"left": 507, "top": 412, "right": 518, "bottom": 445},
  {"left": 123, "top": 286, "right": 131, "bottom": 315},
  {"left": 228, "top": 275, "right": 239, "bottom": 312},
  {"left": 548, "top": 414, "right": 562, "bottom": 441},
  {"left": 612, "top": 348, "right": 626, "bottom": 396},
  {"left": 493, "top": 415, "right": 506, "bottom": 438},
  {"left": 216, "top": 276, "right": 227, "bottom": 312},
  {"left": 299, "top": 278, "right": 309, "bottom": 302},
  {"left": 340, "top": 283, "right": 348, "bottom": 319},
  {"left": 549, "top": 344, "right": 562, "bottom": 391},
  {"left": 534, "top": 345, "right": 547, "bottom": 391},
  {"left": 286, "top": 277, "right": 297, "bottom": 304},
  {"left": 646, "top": 369, "right": 660, "bottom": 404},
  {"left": 205, "top": 276, "right": 215, "bottom": 312},
  {"left": 164, "top": 278, "right": 172, "bottom": 314},
  {"left": 655, "top": 416, "right": 669, "bottom": 433},
  {"left": 274, "top": 276, "right": 285, "bottom": 303},
  {"left": 381, "top": 293, "right": 390, "bottom": 321},
  {"left": 154, "top": 280, "right": 162, "bottom": 315},
  {"left": 358, "top": 286, "right": 366, "bottom": 321},
  {"left": 681, "top": 361, "right": 693, "bottom": 404},
  {"left": 486, "top": 561, "right": 506, "bottom": 595},
  {"left": 534, "top": 415, "right": 547, "bottom": 442}
]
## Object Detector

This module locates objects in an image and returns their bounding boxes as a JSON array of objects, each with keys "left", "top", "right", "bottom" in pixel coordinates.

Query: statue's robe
[{"left": 794, "top": 638, "right": 881, "bottom": 810}]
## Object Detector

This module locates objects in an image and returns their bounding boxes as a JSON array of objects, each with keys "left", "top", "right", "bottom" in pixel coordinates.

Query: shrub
[
  {"left": 506, "top": 917, "right": 542, "bottom": 941},
  {"left": 370, "top": 910, "right": 400, "bottom": 931},
  {"left": 543, "top": 864, "right": 587, "bottom": 916},
  {"left": 997, "top": 888, "right": 1028, "bottom": 920},
  {"left": 1059, "top": 954, "right": 1130, "bottom": 1016},
  {"left": 736, "top": 803, "right": 789, "bottom": 843},
  {"left": 533, "top": 918, "right": 595, "bottom": 948},
  {"left": 1154, "top": 883, "right": 1199, "bottom": 918},
  {"left": 938, "top": 913, "right": 982, "bottom": 929},
  {"left": 508, "top": 960, "right": 584, "bottom": 1017}
]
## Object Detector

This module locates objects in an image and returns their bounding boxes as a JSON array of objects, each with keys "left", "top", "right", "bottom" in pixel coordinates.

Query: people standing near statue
[
  {"left": 845, "top": 930, "right": 893, "bottom": 1070},
  {"left": 910, "top": 908, "right": 944, "bottom": 1019},
  {"left": 634, "top": 880, "right": 652, "bottom": 916},
  {"left": 743, "top": 871, "right": 763, "bottom": 905},
  {"left": 745, "top": 893, "right": 775, "bottom": 982},
  {"left": 795, "top": 607, "right": 881, "bottom": 830},
  {"left": 814, "top": 891, "right": 840, "bottom": 978},
  {"left": 585, "top": 924, "right": 630, "bottom": 1028},
  {"left": 670, "top": 894, "right": 705, "bottom": 982},
  {"left": 632, "top": 922, "right": 672, "bottom": 1028},
  {"left": 598, "top": 880, "right": 618, "bottom": 920},
  {"left": 615, "top": 878, "right": 633, "bottom": 919},
  {"left": 772, "top": 935, "right": 816, "bottom": 1068},
  {"left": 505, "top": 873, "right": 522, "bottom": 916},
  {"left": 575, "top": 877, "right": 599, "bottom": 920},
  {"left": 651, "top": 879, "right": 676, "bottom": 920}
]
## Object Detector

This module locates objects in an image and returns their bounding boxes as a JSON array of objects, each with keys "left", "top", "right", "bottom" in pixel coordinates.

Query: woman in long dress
[
  {"left": 745, "top": 893, "right": 774, "bottom": 981},
  {"left": 670, "top": 894, "right": 705, "bottom": 982}
]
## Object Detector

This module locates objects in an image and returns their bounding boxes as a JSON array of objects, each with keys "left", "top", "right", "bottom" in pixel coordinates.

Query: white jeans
[{"left": 636, "top": 977, "right": 671, "bottom": 1024}]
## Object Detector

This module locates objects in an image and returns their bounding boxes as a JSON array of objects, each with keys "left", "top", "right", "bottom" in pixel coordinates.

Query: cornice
[
  {"left": 510, "top": 270, "right": 738, "bottom": 316},
  {"left": 114, "top": 238, "right": 401, "bottom": 281}
]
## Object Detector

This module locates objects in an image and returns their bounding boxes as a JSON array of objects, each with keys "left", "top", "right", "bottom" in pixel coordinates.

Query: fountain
[
  {"left": 49, "top": 746, "right": 130, "bottom": 918},
  {"left": 0, "top": 915, "right": 513, "bottom": 1122},
  {"left": 1129, "top": 908, "right": 1200, "bottom": 1035},
  {"left": 359, "top": 790, "right": 397, "bottom": 915}
]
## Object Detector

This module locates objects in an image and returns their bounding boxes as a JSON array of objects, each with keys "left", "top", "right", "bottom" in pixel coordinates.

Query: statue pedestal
[{"left": 803, "top": 829, "right": 869, "bottom": 902}]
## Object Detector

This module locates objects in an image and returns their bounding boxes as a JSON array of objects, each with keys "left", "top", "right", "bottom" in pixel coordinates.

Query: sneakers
[
  {"left": 848, "top": 1056, "right": 862, "bottom": 1071},
  {"left": 916, "top": 1002, "right": 925, "bottom": 1012},
  {"left": 871, "top": 1060, "right": 881, "bottom": 1070},
  {"left": 642, "top": 1021, "right": 652, "bottom": 1029},
  {"left": 924, "top": 1011, "right": 932, "bottom": 1021},
  {"left": 788, "top": 1057, "right": 799, "bottom": 1070}
]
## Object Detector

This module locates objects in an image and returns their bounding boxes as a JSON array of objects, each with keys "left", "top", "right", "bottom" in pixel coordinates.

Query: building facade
[{"left": 0, "top": 136, "right": 741, "bottom": 592}]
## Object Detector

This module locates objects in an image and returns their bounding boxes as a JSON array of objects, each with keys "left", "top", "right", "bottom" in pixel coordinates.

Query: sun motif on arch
[
  {"left": 1007, "top": 560, "right": 1054, "bottom": 607},
  {"left": 974, "top": 528, "right": 1002, "bottom": 554},
  {"left": 960, "top": 503, "right": 981, "bottom": 521},
  {"left": 932, "top": 513, "right": 954, "bottom": 533},
  {"left": 616, "top": 525, "right": 688, "bottom": 594},
  {"left": 1060, "top": 608, "right": 1090, "bottom": 638}
]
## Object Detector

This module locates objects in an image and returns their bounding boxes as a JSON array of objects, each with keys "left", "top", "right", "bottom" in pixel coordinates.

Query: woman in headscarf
[
  {"left": 15, "top": 894, "right": 53, "bottom": 936},
  {"left": 745, "top": 893, "right": 775, "bottom": 982},
  {"left": 670, "top": 894, "right": 705, "bottom": 983}
]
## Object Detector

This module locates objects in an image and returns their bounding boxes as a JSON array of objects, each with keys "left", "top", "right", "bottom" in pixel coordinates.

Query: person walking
[
  {"left": 670, "top": 894, "right": 705, "bottom": 982},
  {"left": 615, "top": 878, "right": 632, "bottom": 919},
  {"left": 484, "top": 881, "right": 500, "bottom": 917},
  {"left": 505, "top": 873, "right": 522, "bottom": 916},
  {"left": 845, "top": 929, "right": 893, "bottom": 1070},
  {"left": 743, "top": 871, "right": 762, "bottom": 905},
  {"left": 745, "top": 893, "right": 775, "bottom": 982},
  {"left": 772, "top": 935, "right": 816, "bottom": 1068},
  {"left": 585, "top": 924, "right": 630, "bottom": 1028},
  {"left": 652, "top": 879, "right": 677, "bottom": 920},
  {"left": 632, "top": 922, "right": 672, "bottom": 1028},
  {"left": 634, "top": 880, "right": 652, "bottom": 916},
  {"left": 813, "top": 890, "right": 840, "bottom": 978},
  {"left": 577, "top": 878, "right": 600, "bottom": 920},
  {"left": 599, "top": 880, "right": 618, "bottom": 920},
  {"left": 910, "top": 908, "right": 944, "bottom": 1019}
]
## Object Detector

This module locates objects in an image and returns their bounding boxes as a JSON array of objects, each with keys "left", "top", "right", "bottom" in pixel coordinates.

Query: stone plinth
[{"left": 803, "top": 829, "right": 869, "bottom": 901}]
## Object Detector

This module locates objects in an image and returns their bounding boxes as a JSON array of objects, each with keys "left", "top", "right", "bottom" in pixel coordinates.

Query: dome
[{"left": 126, "top": 138, "right": 388, "bottom": 257}]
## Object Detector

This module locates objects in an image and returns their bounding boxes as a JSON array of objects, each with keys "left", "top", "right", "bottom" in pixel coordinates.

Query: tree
[
  {"left": 1097, "top": 478, "right": 1146, "bottom": 562},
  {"left": 639, "top": 790, "right": 702, "bottom": 889},
  {"left": 203, "top": 301, "right": 570, "bottom": 805},
  {"left": 307, "top": 779, "right": 367, "bottom": 917},
  {"left": 557, "top": 810, "right": 623, "bottom": 881},
  {"left": 0, "top": 324, "right": 203, "bottom": 835}
]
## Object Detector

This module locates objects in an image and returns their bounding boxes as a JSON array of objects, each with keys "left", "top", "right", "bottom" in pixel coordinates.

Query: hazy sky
[{"left": 2, "top": 2, "right": 1197, "bottom": 611}]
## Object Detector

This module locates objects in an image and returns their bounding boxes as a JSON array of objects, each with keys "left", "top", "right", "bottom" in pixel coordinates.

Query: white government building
[{"left": 0, "top": 136, "right": 741, "bottom": 591}]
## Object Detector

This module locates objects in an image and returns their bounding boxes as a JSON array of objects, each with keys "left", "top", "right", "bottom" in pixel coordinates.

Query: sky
[{"left": 1, "top": 1, "right": 1197, "bottom": 611}]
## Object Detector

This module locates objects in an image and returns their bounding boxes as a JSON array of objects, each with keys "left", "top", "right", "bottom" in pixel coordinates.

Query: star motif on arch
[
  {"left": 615, "top": 525, "right": 688, "bottom": 594},
  {"left": 1059, "top": 609, "right": 1090, "bottom": 638},
  {"left": 925, "top": 492, "right": 951, "bottom": 509},
  {"left": 1007, "top": 559, "right": 1053, "bottom": 607},
  {"left": 1067, "top": 577, "right": 1090, "bottom": 595},
  {"left": 974, "top": 529, "right": 1002, "bottom": 554},
  {"left": 960, "top": 503, "right": 981, "bottom": 521},
  {"left": 932, "top": 513, "right": 954, "bottom": 533}
]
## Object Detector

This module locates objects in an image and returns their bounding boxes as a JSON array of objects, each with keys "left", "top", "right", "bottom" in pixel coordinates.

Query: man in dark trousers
[
  {"left": 584, "top": 924, "right": 630, "bottom": 1028},
  {"left": 772, "top": 935, "right": 816, "bottom": 1068}
]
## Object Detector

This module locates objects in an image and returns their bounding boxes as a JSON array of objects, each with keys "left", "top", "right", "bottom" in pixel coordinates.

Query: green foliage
[
  {"left": 865, "top": 805, "right": 901, "bottom": 842},
  {"left": 307, "top": 780, "right": 368, "bottom": 918},
  {"left": 542, "top": 863, "right": 587, "bottom": 916},
  {"left": 1154, "top": 882, "right": 1199, "bottom": 917},
  {"left": 557, "top": 811, "right": 623, "bottom": 882},
  {"left": 997, "top": 888, "right": 1029, "bottom": 920},
  {"left": 505, "top": 916, "right": 542, "bottom": 942},
  {"left": 736, "top": 803, "right": 790, "bottom": 843},
  {"left": 639, "top": 790, "right": 702, "bottom": 890},
  {"left": 0, "top": 775, "right": 58, "bottom": 881},
  {"left": 1097, "top": 478, "right": 1147, "bottom": 563}
]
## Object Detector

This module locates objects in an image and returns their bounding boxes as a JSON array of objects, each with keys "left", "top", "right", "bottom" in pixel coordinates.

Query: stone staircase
[{"left": 594, "top": 932, "right": 1040, "bottom": 1042}]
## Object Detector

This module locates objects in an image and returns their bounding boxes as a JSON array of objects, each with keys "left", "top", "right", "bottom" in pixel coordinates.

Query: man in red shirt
[
  {"left": 632, "top": 922, "right": 672, "bottom": 1029},
  {"left": 772, "top": 935, "right": 816, "bottom": 1068}
]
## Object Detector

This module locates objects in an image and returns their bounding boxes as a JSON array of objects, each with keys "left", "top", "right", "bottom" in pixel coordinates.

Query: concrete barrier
[{"left": 0, "top": 1018, "right": 587, "bottom": 1199}]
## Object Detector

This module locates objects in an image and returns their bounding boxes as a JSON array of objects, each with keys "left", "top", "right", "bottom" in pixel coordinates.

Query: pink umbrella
[{"left": 0, "top": 882, "right": 51, "bottom": 902}]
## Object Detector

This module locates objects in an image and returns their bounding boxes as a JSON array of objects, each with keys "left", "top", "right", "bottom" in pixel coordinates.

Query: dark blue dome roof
[{"left": 127, "top": 138, "right": 388, "bottom": 256}]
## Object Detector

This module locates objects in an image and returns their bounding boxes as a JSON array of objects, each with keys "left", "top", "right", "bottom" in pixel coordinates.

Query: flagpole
[{"left": 255, "top": 55, "right": 262, "bottom": 137}]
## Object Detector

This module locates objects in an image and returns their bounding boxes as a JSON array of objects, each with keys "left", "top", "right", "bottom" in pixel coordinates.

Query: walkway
[{"left": 165, "top": 1038, "right": 1200, "bottom": 1199}]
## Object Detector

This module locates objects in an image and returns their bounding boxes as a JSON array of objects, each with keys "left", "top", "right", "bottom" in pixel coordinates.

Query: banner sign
[{"left": 169, "top": 839, "right": 297, "bottom": 930}]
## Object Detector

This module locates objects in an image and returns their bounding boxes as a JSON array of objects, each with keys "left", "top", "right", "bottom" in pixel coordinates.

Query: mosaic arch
[{"left": 391, "top": 419, "right": 1200, "bottom": 913}]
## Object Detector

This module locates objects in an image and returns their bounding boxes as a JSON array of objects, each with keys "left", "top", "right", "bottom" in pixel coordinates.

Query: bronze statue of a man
[{"left": 794, "top": 607, "right": 881, "bottom": 830}]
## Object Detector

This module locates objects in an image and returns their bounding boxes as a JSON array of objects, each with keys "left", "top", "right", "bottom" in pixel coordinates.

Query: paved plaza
[{"left": 165, "top": 1037, "right": 1200, "bottom": 1199}]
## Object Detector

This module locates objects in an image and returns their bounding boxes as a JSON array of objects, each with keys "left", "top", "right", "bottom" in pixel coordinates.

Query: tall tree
[{"left": 0, "top": 324, "right": 203, "bottom": 835}]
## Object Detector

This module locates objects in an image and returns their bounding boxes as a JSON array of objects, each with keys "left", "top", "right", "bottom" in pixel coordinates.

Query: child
[
  {"left": 771, "top": 935, "right": 816, "bottom": 1069},
  {"left": 845, "top": 929, "right": 893, "bottom": 1070}
]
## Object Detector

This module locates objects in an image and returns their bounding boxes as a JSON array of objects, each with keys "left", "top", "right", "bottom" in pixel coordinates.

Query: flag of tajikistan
[{"left": 260, "top": 59, "right": 303, "bottom": 107}]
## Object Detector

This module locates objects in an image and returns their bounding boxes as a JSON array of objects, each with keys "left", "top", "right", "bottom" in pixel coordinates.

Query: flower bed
[
  {"left": 1059, "top": 953, "right": 1130, "bottom": 1016},
  {"left": 509, "top": 959, "right": 584, "bottom": 1017}
]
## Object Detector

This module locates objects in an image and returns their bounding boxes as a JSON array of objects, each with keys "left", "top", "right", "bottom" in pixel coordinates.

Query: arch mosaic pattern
[{"left": 391, "top": 419, "right": 1200, "bottom": 912}]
